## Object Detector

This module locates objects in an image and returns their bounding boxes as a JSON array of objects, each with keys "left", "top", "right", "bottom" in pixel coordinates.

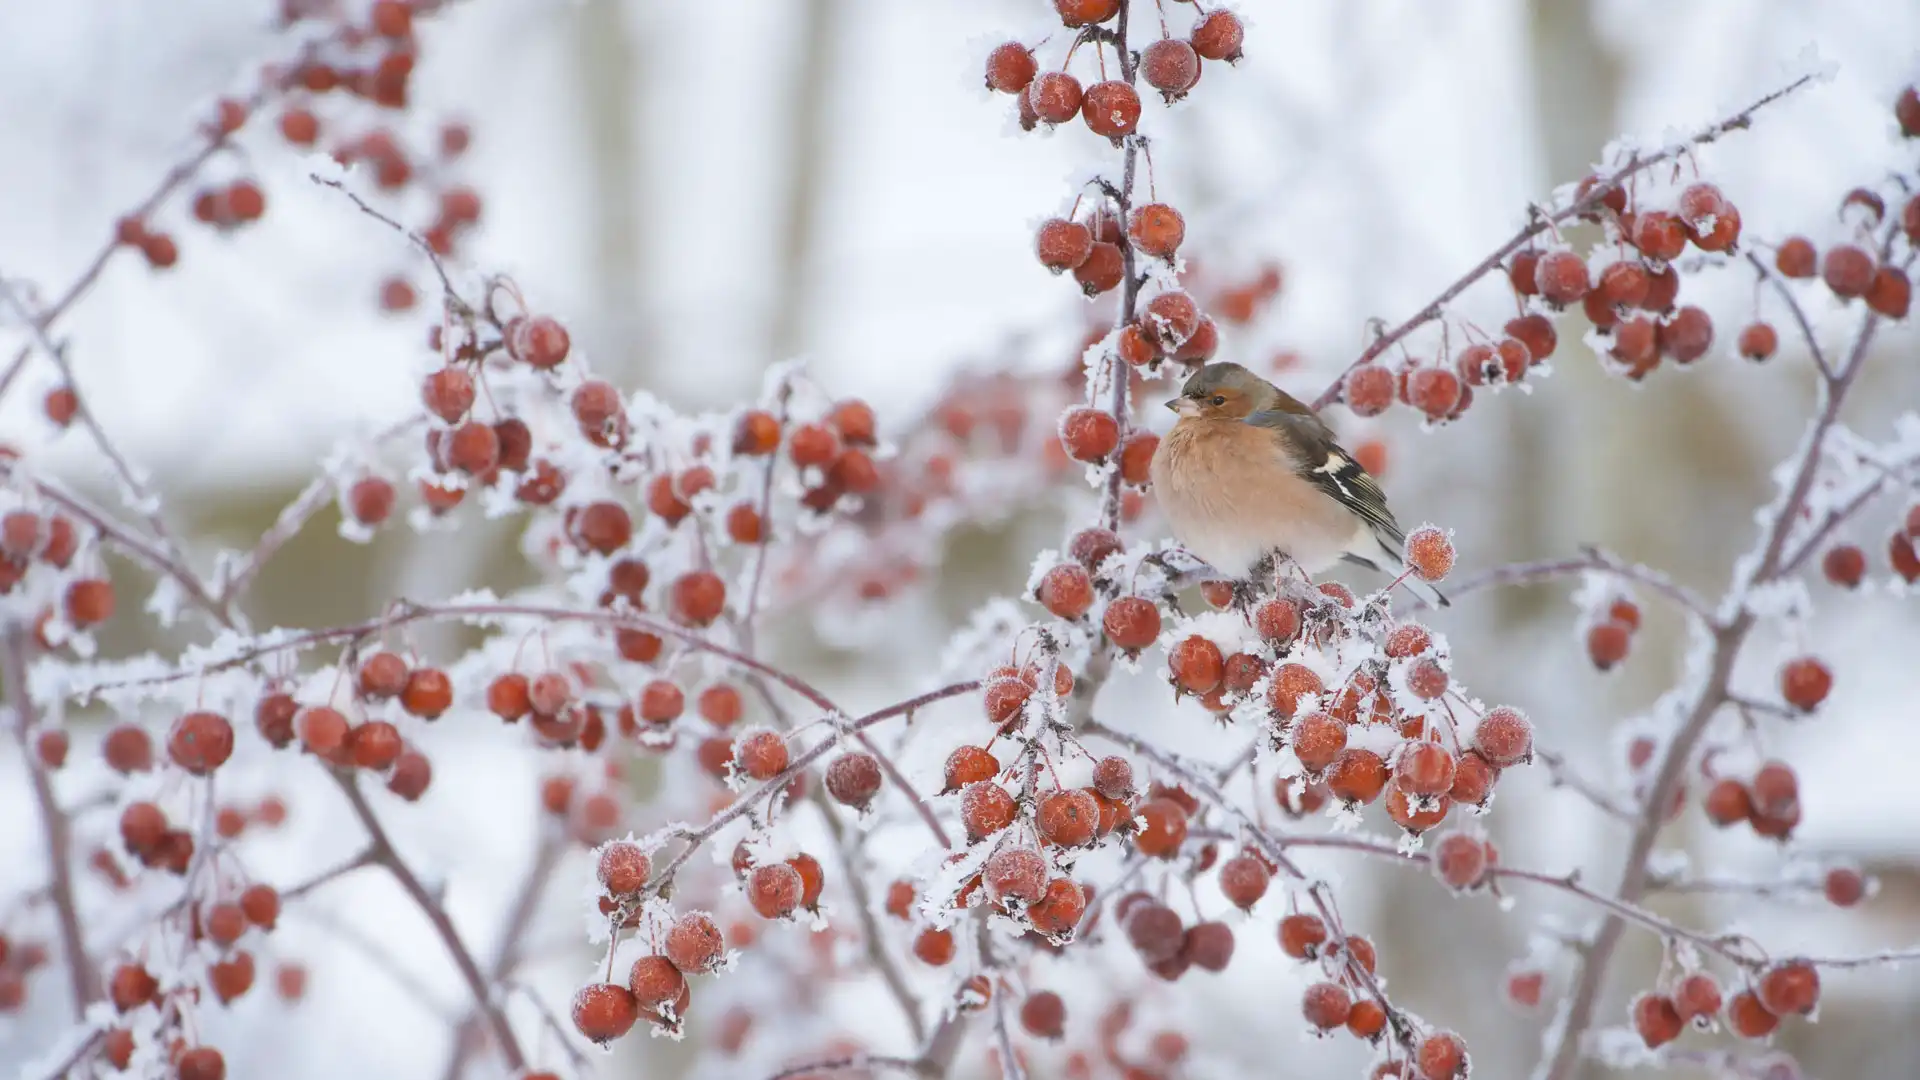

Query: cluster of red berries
[
  {"left": 1582, "top": 595, "right": 1642, "bottom": 672},
  {"left": 985, "top": 7, "right": 1242, "bottom": 139},
  {"left": 1822, "top": 507, "right": 1920, "bottom": 587},
  {"left": 0, "top": 505, "right": 105, "bottom": 641},
  {"left": 1629, "top": 959, "right": 1822, "bottom": 1049}
]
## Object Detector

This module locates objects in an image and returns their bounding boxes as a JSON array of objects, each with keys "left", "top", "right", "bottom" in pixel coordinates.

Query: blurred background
[{"left": 2, "top": 1, "right": 1919, "bottom": 1077}]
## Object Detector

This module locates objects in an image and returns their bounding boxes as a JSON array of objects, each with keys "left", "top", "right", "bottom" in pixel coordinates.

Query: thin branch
[
  {"left": 331, "top": 772, "right": 527, "bottom": 1072},
  {"left": 991, "top": 976, "right": 1027, "bottom": 1080},
  {"left": 763, "top": 1055, "right": 924, "bottom": 1080},
  {"left": 437, "top": 831, "right": 566, "bottom": 1080},
  {"left": 1435, "top": 545, "right": 1712, "bottom": 618},
  {"left": 1535, "top": 749, "right": 1638, "bottom": 823},
  {"left": 1745, "top": 249, "right": 1834, "bottom": 380},
  {"left": 311, "top": 176, "right": 471, "bottom": 316},
  {"left": 280, "top": 845, "right": 378, "bottom": 902},
  {"left": 0, "top": 463, "right": 222, "bottom": 614},
  {"left": 1311, "top": 72, "right": 1818, "bottom": 411},
  {"left": 4, "top": 628, "right": 98, "bottom": 1016},
  {"left": 813, "top": 786, "right": 927, "bottom": 1045}
]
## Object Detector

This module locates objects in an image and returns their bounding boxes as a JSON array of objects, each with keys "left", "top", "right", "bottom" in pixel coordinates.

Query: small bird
[{"left": 1148, "top": 361, "right": 1449, "bottom": 607}]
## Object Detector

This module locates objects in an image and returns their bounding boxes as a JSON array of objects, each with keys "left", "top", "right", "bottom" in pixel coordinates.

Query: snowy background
[{"left": 3, "top": 0, "right": 1920, "bottom": 1078}]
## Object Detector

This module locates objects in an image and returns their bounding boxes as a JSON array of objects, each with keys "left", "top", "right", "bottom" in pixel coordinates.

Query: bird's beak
[{"left": 1166, "top": 397, "right": 1199, "bottom": 417}]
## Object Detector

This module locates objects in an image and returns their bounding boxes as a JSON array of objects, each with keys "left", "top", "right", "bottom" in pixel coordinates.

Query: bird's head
[{"left": 1166, "top": 362, "right": 1291, "bottom": 420}]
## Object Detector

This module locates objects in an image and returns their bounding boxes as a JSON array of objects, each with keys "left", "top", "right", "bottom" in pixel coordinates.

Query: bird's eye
[{"left": 1211, "top": 395, "right": 1226, "bottom": 407}]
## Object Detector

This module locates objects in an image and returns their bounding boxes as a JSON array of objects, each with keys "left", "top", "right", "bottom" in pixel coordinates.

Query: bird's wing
[{"left": 1243, "top": 408, "right": 1404, "bottom": 547}]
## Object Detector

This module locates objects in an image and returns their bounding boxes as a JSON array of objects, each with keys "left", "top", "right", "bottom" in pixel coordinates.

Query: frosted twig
[
  {"left": 1434, "top": 546, "right": 1712, "bottom": 619},
  {"left": 1535, "top": 749, "right": 1638, "bottom": 823},
  {"left": 1745, "top": 249, "right": 1834, "bottom": 381},
  {"left": 762, "top": 1055, "right": 924, "bottom": 1080}
]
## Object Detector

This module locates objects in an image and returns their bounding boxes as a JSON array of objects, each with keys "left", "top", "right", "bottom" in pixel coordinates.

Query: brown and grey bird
[{"left": 1148, "top": 361, "right": 1449, "bottom": 607}]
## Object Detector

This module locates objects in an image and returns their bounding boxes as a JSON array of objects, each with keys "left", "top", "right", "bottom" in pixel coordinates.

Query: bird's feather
[{"left": 1243, "top": 408, "right": 1403, "bottom": 548}]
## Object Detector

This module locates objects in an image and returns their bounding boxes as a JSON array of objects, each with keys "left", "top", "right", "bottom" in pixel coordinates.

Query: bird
[{"left": 1148, "top": 361, "right": 1450, "bottom": 608}]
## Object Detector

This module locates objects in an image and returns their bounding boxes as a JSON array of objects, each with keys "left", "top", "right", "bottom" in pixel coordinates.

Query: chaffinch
[{"left": 1148, "top": 361, "right": 1449, "bottom": 607}]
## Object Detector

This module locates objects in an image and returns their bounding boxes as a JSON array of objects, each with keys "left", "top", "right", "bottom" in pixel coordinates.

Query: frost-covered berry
[
  {"left": 1506, "top": 313, "right": 1557, "bottom": 362},
  {"left": 1450, "top": 750, "right": 1499, "bottom": 807},
  {"left": 1190, "top": 10, "right": 1244, "bottom": 61},
  {"left": 1103, "top": 596, "right": 1161, "bottom": 654},
  {"left": 1403, "top": 526, "right": 1453, "bottom": 582},
  {"left": 1406, "top": 368, "right": 1462, "bottom": 420},
  {"left": 1726, "top": 989, "right": 1780, "bottom": 1038},
  {"left": 1326, "top": 748, "right": 1389, "bottom": 806},
  {"left": 984, "top": 42, "right": 1036, "bottom": 94},
  {"left": 1168, "top": 635, "right": 1224, "bottom": 694},
  {"left": 1672, "top": 972, "right": 1722, "bottom": 1024},
  {"left": 1757, "top": 961, "right": 1819, "bottom": 1016},
  {"left": 1091, "top": 755, "right": 1134, "bottom": 800},
  {"left": 733, "top": 730, "right": 790, "bottom": 780},
  {"left": 1083, "top": 80, "right": 1143, "bottom": 141},
  {"left": 1143, "top": 291, "right": 1201, "bottom": 347},
  {"left": 1659, "top": 305, "right": 1713, "bottom": 364},
  {"left": 1779, "top": 656, "right": 1831, "bottom": 711},
  {"left": 1276, "top": 913, "right": 1327, "bottom": 960},
  {"left": 1472, "top": 706, "right": 1532, "bottom": 767},
  {"left": 597, "top": 841, "right": 651, "bottom": 894},
  {"left": 1254, "top": 598, "right": 1301, "bottom": 644},
  {"left": 1343, "top": 364, "right": 1395, "bottom": 416},
  {"left": 1060, "top": 407, "right": 1120, "bottom": 463},
  {"left": 400, "top": 667, "right": 452, "bottom": 719},
  {"left": 1129, "top": 202, "right": 1185, "bottom": 258},
  {"left": 983, "top": 847, "right": 1048, "bottom": 910},
  {"left": 421, "top": 368, "right": 474, "bottom": 423},
  {"left": 1432, "top": 832, "right": 1490, "bottom": 891},
  {"left": 1301, "top": 981, "right": 1352, "bottom": 1030},
  {"left": 1140, "top": 40, "right": 1199, "bottom": 100},
  {"left": 666, "top": 913, "right": 725, "bottom": 973},
  {"left": 572, "top": 983, "right": 638, "bottom": 1045},
  {"left": 1291, "top": 711, "right": 1346, "bottom": 775},
  {"left": 746, "top": 864, "right": 802, "bottom": 919},
  {"left": 1133, "top": 798, "right": 1188, "bottom": 858},
  {"left": 961, "top": 781, "right": 1018, "bottom": 841},
  {"left": 670, "top": 571, "right": 726, "bottom": 626},
  {"left": 510, "top": 315, "right": 571, "bottom": 369},
  {"left": 1217, "top": 854, "right": 1270, "bottom": 910},
  {"left": 1415, "top": 1031, "right": 1469, "bottom": 1080},
  {"left": 1632, "top": 211, "right": 1687, "bottom": 262},
  {"left": 1037, "top": 788, "right": 1099, "bottom": 847},
  {"left": 943, "top": 746, "right": 1000, "bottom": 792},
  {"left": 1533, "top": 250, "right": 1590, "bottom": 306},
  {"left": 1035, "top": 218, "right": 1093, "bottom": 272},
  {"left": 1029, "top": 72, "right": 1083, "bottom": 124},
  {"left": 1266, "top": 663, "right": 1324, "bottom": 718},
  {"left": 825, "top": 752, "right": 883, "bottom": 809},
  {"left": 1394, "top": 742, "right": 1456, "bottom": 796},
  {"left": 1074, "top": 241, "right": 1124, "bottom": 295}
]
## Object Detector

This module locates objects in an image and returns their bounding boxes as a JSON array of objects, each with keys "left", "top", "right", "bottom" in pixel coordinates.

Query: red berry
[
  {"left": 1673, "top": 972, "right": 1722, "bottom": 1023},
  {"left": 1727, "top": 989, "right": 1780, "bottom": 1038},
  {"left": 1702, "top": 779, "right": 1753, "bottom": 827},
  {"left": 1822, "top": 544, "right": 1865, "bottom": 588},
  {"left": 168, "top": 711, "right": 234, "bottom": 775},
  {"left": 1415, "top": 1032, "right": 1469, "bottom": 1080},
  {"left": 1432, "top": 832, "right": 1491, "bottom": 891},
  {"left": 1054, "top": 0, "right": 1119, "bottom": 26},
  {"left": 1633, "top": 992, "right": 1684, "bottom": 1049},
  {"left": 1326, "top": 749, "right": 1389, "bottom": 806},
  {"left": 1533, "top": 250, "right": 1590, "bottom": 306},
  {"left": 746, "top": 863, "right": 802, "bottom": 919},
  {"left": 1190, "top": 10, "right": 1244, "bottom": 62},
  {"left": 1020, "top": 991, "right": 1066, "bottom": 1039},
  {"left": 1254, "top": 599, "right": 1301, "bottom": 644},
  {"left": 1779, "top": 656, "right": 1831, "bottom": 711},
  {"left": 1472, "top": 706, "right": 1533, "bottom": 767},
  {"left": 1587, "top": 619, "right": 1632, "bottom": 670},
  {"left": 1133, "top": 797, "right": 1188, "bottom": 858},
  {"left": 1406, "top": 368, "right": 1462, "bottom": 420},
  {"left": 1632, "top": 211, "right": 1688, "bottom": 262},
  {"left": 572, "top": 982, "right": 638, "bottom": 1045},
  {"left": 1168, "top": 635, "right": 1224, "bottom": 694},
  {"left": 1102, "top": 596, "right": 1161, "bottom": 654},
  {"left": 825, "top": 752, "right": 883, "bottom": 809},
  {"left": 1301, "top": 981, "right": 1352, "bottom": 1030},
  {"left": 1345, "top": 364, "right": 1396, "bottom": 416},
  {"left": 1028, "top": 72, "right": 1083, "bottom": 125},
  {"left": 1036, "top": 218, "right": 1094, "bottom": 272},
  {"left": 961, "top": 781, "right": 1017, "bottom": 841},
  {"left": 1823, "top": 244, "right": 1875, "bottom": 298},
  {"left": 1660, "top": 305, "right": 1714, "bottom": 364},
  {"left": 1775, "top": 237, "right": 1817, "bottom": 278},
  {"left": 510, "top": 316, "right": 571, "bottom": 368},
  {"left": 1867, "top": 266, "right": 1912, "bottom": 319},
  {"left": 1290, "top": 711, "right": 1347, "bottom": 775},
  {"left": 1036, "top": 788, "right": 1099, "bottom": 848},
  {"left": 1073, "top": 240, "right": 1124, "bottom": 295},
  {"left": 1824, "top": 866, "right": 1867, "bottom": 907},
  {"left": 670, "top": 571, "right": 726, "bottom": 626},
  {"left": 1124, "top": 205, "right": 1191, "bottom": 273},
  {"left": 1899, "top": 86, "right": 1920, "bottom": 137},
  {"left": 1756, "top": 961, "right": 1819, "bottom": 1016},
  {"left": 1060, "top": 407, "right": 1120, "bottom": 463},
  {"left": 1140, "top": 40, "right": 1200, "bottom": 100},
  {"left": 984, "top": 42, "right": 1037, "bottom": 94},
  {"left": 1082, "top": 81, "right": 1141, "bottom": 141},
  {"left": 733, "top": 730, "right": 790, "bottom": 781}
]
